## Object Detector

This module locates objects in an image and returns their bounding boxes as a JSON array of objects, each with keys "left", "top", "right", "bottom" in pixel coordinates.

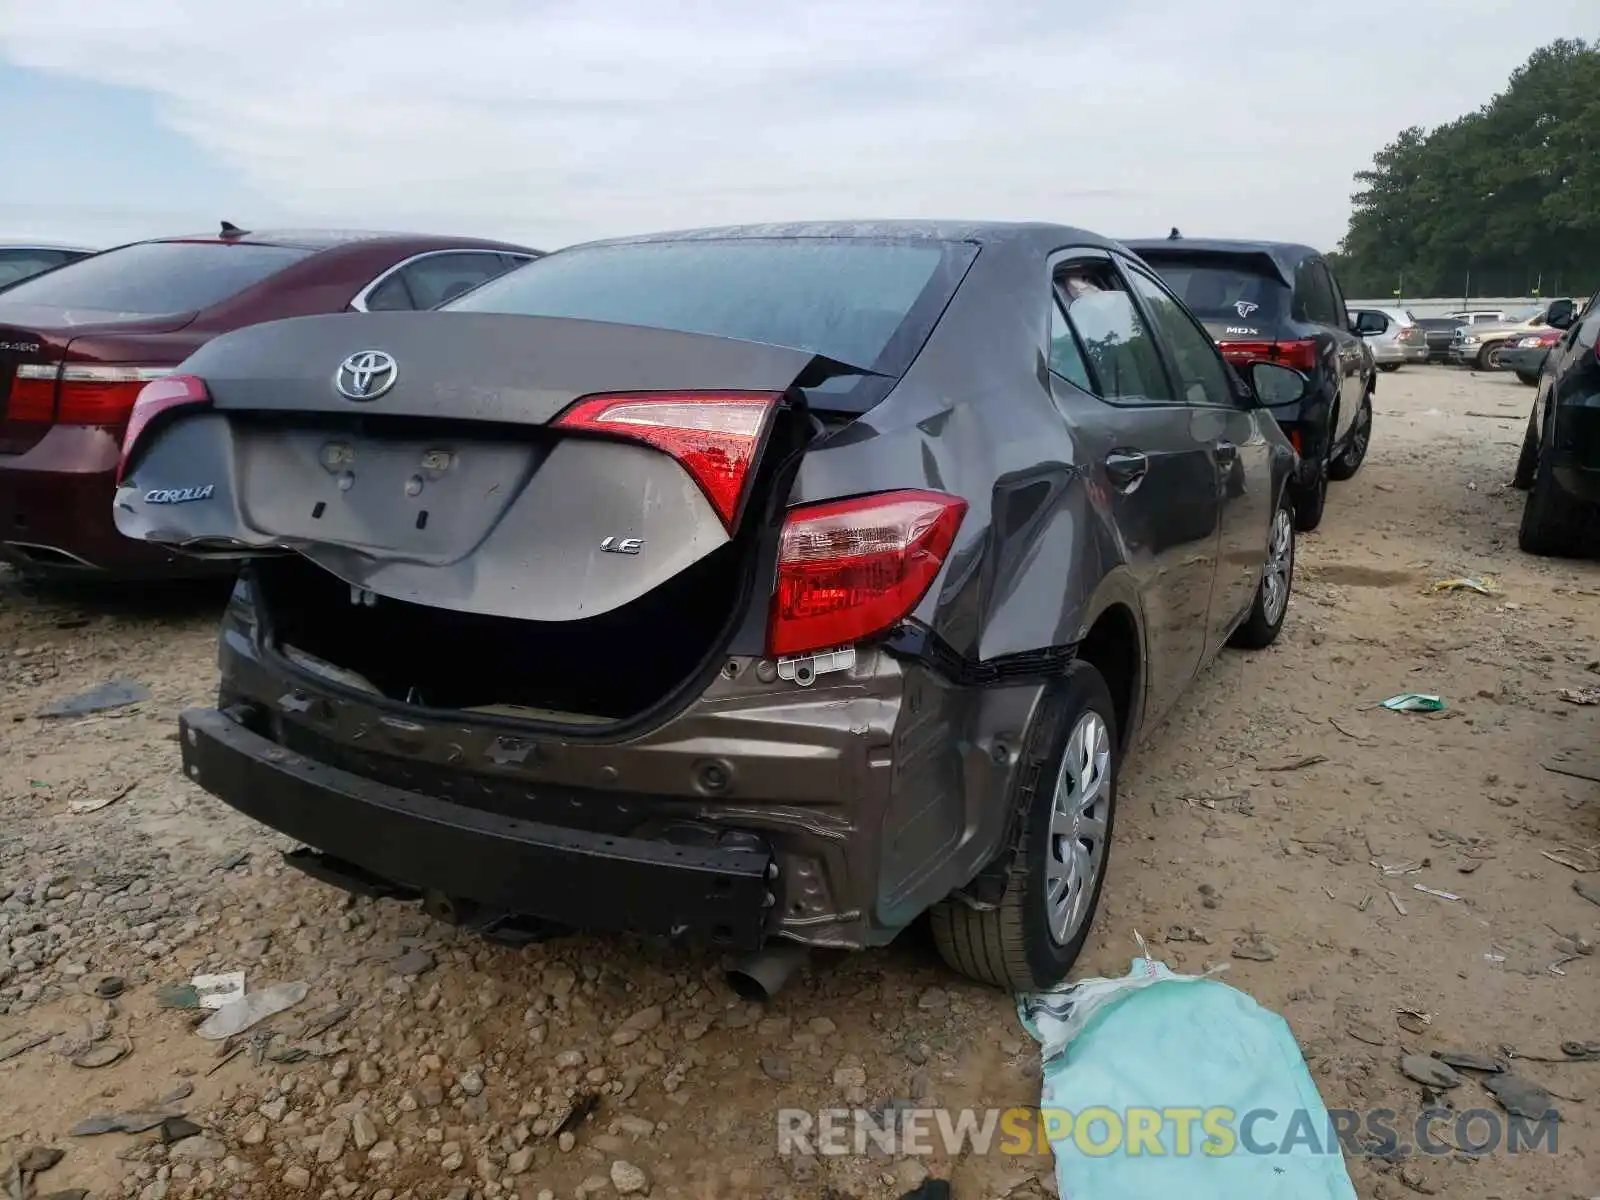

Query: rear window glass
[
  {"left": 445, "top": 238, "right": 974, "bottom": 377},
  {"left": 1133, "top": 254, "right": 1288, "bottom": 325},
  {"left": 0, "top": 241, "right": 311, "bottom": 314}
]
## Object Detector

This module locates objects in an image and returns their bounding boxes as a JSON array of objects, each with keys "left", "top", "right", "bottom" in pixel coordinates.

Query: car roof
[
  {"left": 0, "top": 241, "right": 95, "bottom": 253},
  {"left": 151, "top": 229, "right": 537, "bottom": 254},
  {"left": 1120, "top": 237, "right": 1320, "bottom": 285},
  {"left": 569, "top": 219, "right": 1121, "bottom": 252}
]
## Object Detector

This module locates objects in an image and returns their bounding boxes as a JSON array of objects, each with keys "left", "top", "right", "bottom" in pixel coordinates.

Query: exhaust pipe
[{"left": 726, "top": 940, "right": 810, "bottom": 1001}]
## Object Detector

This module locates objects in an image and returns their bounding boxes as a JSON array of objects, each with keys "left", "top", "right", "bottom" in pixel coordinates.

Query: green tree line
[{"left": 1330, "top": 37, "right": 1599, "bottom": 300}]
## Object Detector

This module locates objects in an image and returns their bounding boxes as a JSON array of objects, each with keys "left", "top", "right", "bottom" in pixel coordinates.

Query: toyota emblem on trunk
[{"left": 335, "top": 350, "right": 398, "bottom": 401}]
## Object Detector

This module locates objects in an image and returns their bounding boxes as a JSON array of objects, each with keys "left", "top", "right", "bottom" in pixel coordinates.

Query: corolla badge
[
  {"left": 335, "top": 350, "right": 398, "bottom": 401},
  {"left": 143, "top": 484, "right": 215, "bottom": 504},
  {"left": 1235, "top": 300, "right": 1259, "bottom": 318}
]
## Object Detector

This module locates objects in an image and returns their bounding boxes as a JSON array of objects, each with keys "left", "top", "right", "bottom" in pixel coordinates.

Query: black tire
[
  {"left": 1516, "top": 370, "right": 1540, "bottom": 387},
  {"left": 1327, "top": 394, "right": 1373, "bottom": 482},
  {"left": 1229, "top": 493, "right": 1295, "bottom": 650},
  {"left": 1512, "top": 410, "right": 1539, "bottom": 490},
  {"left": 1519, "top": 418, "right": 1588, "bottom": 557},
  {"left": 1377, "top": 363, "right": 1401, "bottom": 373},
  {"left": 1476, "top": 342, "right": 1508, "bottom": 371},
  {"left": 930, "top": 661, "right": 1119, "bottom": 991},
  {"left": 1292, "top": 458, "right": 1327, "bottom": 532}
]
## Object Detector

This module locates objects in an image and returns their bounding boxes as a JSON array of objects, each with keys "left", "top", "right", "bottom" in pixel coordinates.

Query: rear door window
[
  {"left": 0, "top": 249, "right": 77, "bottom": 288},
  {"left": 402, "top": 251, "right": 528, "bottom": 309},
  {"left": 1133, "top": 254, "right": 1287, "bottom": 326},
  {"left": 0, "top": 241, "right": 310, "bottom": 314},
  {"left": 1119, "top": 260, "right": 1237, "bottom": 407},
  {"left": 1048, "top": 300, "right": 1094, "bottom": 393},
  {"left": 1053, "top": 259, "right": 1174, "bottom": 403}
]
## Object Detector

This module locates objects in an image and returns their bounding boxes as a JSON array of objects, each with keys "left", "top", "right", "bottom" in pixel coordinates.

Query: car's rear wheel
[
  {"left": 1516, "top": 370, "right": 1540, "bottom": 387},
  {"left": 1377, "top": 362, "right": 1401, "bottom": 373},
  {"left": 1518, "top": 413, "right": 1589, "bottom": 557},
  {"left": 1328, "top": 394, "right": 1373, "bottom": 482},
  {"left": 930, "top": 662, "right": 1118, "bottom": 992},
  {"left": 1229, "top": 496, "right": 1295, "bottom": 650},
  {"left": 1512, "top": 410, "right": 1539, "bottom": 490},
  {"left": 1293, "top": 457, "right": 1327, "bottom": 532}
]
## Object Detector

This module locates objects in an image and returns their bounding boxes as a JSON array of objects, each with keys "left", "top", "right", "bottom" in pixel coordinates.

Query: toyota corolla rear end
[{"left": 119, "top": 233, "right": 1030, "bottom": 954}]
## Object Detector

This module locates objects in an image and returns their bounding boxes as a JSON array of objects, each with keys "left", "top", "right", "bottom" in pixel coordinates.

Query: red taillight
[
  {"left": 8, "top": 364, "right": 58, "bottom": 422},
  {"left": 1218, "top": 338, "right": 1319, "bottom": 372},
  {"left": 554, "top": 391, "right": 780, "bottom": 531},
  {"left": 768, "top": 489, "right": 967, "bottom": 659},
  {"left": 117, "top": 373, "right": 211, "bottom": 485}
]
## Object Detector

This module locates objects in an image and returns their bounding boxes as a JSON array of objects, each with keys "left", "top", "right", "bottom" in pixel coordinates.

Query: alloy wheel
[
  {"left": 1261, "top": 505, "right": 1294, "bottom": 627},
  {"left": 1045, "top": 711, "right": 1113, "bottom": 945}
]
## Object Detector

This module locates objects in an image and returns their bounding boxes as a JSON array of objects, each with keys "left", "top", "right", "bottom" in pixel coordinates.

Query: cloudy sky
[{"left": 1, "top": 0, "right": 1593, "bottom": 252}]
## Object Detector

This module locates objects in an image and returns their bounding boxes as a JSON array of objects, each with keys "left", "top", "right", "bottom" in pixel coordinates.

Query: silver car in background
[{"left": 1349, "top": 306, "right": 1429, "bottom": 372}]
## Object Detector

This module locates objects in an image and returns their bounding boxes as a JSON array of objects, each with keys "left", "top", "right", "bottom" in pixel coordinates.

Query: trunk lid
[{"left": 115, "top": 311, "right": 830, "bottom": 623}]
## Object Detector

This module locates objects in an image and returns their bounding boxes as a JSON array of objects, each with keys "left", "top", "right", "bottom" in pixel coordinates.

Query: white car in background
[{"left": 1349, "top": 306, "right": 1429, "bottom": 372}]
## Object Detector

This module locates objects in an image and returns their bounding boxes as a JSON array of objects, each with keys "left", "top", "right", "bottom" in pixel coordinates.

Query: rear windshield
[
  {"left": 1133, "top": 254, "right": 1288, "bottom": 324},
  {"left": 446, "top": 237, "right": 975, "bottom": 382},
  {"left": 0, "top": 241, "right": 312, "bottom": 314}
]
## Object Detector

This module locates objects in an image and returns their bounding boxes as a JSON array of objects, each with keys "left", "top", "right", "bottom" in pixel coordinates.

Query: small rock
[
  {"left": 1436, "top": 1051, "right": 1502, "bottom": 1074},
  {"left": 807, "top": 1016, "right": 837, "bottom": 1037},
  {"left": 1230, "top": 935, "right": 1277, "bottom": 962},
  {"left": 17, "top": 1146, "right": 65, "bottom": 1173},
  {"left": 611, "top": 1004, "right": 664, "bottom": 1046},
  {"left": 1400, "top": 1055, "right": 1462, "bottom": 1089},
  {"left": 610, "top": 1159, "right": 651, "bottom": 1195},
  {"left": 507, "top": 1147, "right": 534, "bottom": 1174},
  {"left": 440, "top": 1142, "right": 465, "bottom": 1172},
  {"left": 259, "top": 1098, "right": 289, "bottom": 1122},
  {"left": 554, "top": 1049, "right": 586, "bottom": 1070},
  {"left": 368, "top": 1140, "right": 398, "bottom": 1163},
  {"left": 391, "top": 948, "right": 435, "bottom": 977},
  {"left": 459, "top": 1069, "right": 485, "bottom": 1097},
  {"left": 282, "top": 1164, "right": 312, "bottom": 1189},
  {"left": 316, "top": 1119, "right": 349, "bottom": 1163},
  {"left": 893, "top": 1158, "right": 930, "bottom": 1192},
  {"left": 240, "top": 1121, "right": 267, "bottom": 1146},
  {"left": 1484, "top": 1072, "right": 1558, "bottom": 1119},
  {"left": 168, "top": 1137, "right": 226, "bottom": 1162},
  {"left": 159, "top": 1117, "right": 204, "bottom": 1145},
  {"left": 760, "top": 1055, "right": 792, "bottom": 1082},
  {"left": 351, "top": 1111, "right": 379, "bottom": 1151},
  {"left": 557, "top": 1131, "right": 577, "bottom": 1153},
  {"left": 917, "top": 987, "right": 949, "bottom": 1012}
]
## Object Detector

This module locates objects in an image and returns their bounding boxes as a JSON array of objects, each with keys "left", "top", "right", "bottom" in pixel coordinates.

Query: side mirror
[
  {"left": 1546, "top": 299, "right": 1577, "bottom": 330},
  {"left": 1352, "top": 311, "right": 1387, "bottom": 337},
  {"left": 1247, "top": 361, "right": 1309, "bottom": 408}
]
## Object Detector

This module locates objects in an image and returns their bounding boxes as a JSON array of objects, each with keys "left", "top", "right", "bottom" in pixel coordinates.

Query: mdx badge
[
  {"left": 335, "top": 350, "right": 398, "bottom": 401},
  {"left": 600, "top": 536, "right": 643, "bottom": 555},
  {"left": 144, "top": 485, "right": 215, "bottom": 504}
]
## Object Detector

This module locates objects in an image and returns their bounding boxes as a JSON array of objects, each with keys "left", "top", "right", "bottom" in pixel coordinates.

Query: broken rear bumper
[{"left": 179, "top": 706, "right": 776, "bottom": 950}]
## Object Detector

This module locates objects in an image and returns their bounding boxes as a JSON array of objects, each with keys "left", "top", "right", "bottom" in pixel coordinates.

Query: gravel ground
[{"left": 2, "top": 366, "right": 1598, "bottom": 1200}]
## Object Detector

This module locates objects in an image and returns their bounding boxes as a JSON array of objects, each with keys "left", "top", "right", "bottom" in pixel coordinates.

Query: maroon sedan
[{"left": 0, "top": 226, "right": 539, "bottom": 579}]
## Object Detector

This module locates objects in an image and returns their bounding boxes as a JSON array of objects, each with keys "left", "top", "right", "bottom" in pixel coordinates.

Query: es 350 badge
[{"left": 143, "top": 485, "right": 215, "bottom": 504}]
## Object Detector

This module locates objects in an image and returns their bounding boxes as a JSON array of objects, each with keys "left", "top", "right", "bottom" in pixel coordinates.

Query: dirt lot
[{"left": 2, "top": 365, "right": 1597, "bottom": 1200}]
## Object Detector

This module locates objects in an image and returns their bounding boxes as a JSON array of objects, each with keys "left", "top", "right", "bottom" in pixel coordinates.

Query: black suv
[
  {"left": 1513, "top": 294, "right": 1600, "bottom": 555},
  {"left": 1124, "top": 236, "right": 1375, "bottom": 532}
]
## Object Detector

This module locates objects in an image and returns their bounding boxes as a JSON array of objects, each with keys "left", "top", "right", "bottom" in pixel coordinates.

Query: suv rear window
[
  {"left": 0, "top": 241, "right": 312, "bottom": 315},
  {"left": 1132, "top": 253, "right": 1288, "bottom": 325},
  {"left": 446, "top": 237, "right": 976, "bottom": 386}
]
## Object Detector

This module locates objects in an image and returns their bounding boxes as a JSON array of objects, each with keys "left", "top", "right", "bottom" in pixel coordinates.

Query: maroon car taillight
[
  {"left": 117, "top": 373, "right": 211, "bottom": 485},
  {"left": 767, "top": 490, "right": 967, "bottom": 659},
  {"left": 10, "top": 363, "right": 174, "bottom": 428},
  {"left": 552, "top": 391, "right": 781, "bottom": 532}
]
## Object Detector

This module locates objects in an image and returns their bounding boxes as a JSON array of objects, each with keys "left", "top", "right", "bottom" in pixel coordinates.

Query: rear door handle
[{"left": 1103, "top": 449, "right": 1149, "bottom": 493}]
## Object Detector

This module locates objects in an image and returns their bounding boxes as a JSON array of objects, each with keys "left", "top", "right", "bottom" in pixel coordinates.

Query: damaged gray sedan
[{"left": 115, "top": 221, "right": 1301, "bottom": 991}]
